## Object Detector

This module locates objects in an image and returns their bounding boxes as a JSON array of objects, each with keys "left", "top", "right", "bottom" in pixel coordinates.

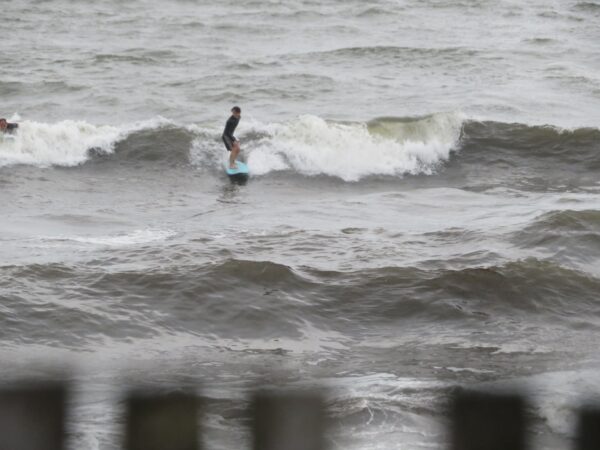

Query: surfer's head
[
  {"left": 231, "top": 106, "right": 241, "bottom": 118},
  {"left": 0, "top": 119, "right": 7, "bottom": 131}
]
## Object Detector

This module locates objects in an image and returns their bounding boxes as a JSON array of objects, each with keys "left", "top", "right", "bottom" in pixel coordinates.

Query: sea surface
[{"left": 1, "top": 1, "right": 600, "bottom": 449}]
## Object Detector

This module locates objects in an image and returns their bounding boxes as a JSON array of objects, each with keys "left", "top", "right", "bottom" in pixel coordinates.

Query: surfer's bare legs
[{"left": 229, "top": 140, "right": 240, "bottom": 169}]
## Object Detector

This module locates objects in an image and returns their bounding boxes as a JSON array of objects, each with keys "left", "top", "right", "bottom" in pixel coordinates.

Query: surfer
[
  {"left": 222, "top": 106, "right": 241, "bottom": 169},
  {"left": 0, "top": 118, "right": 18, "bottom": 134}
]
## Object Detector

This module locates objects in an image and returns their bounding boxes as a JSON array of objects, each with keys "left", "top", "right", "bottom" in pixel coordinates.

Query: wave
[
  {"left": 105, "top": 126, "right": 195, "bottom": 165},
  {"left": 524, "top": 210, "right": 600, "bottom": 233},
  {"left": 300, "top": 46, "right": 478, "bottom": 61},
  {"left": 0, "top": 80, "right": 86, "bottom": 97},
  {"left": 356, "top": 6, "right": 397, "bottom": 17},
  {"left": 229, "top": 113, "right": 465, "bottom": 181},
  {"left": 2, "top": 256, "right": 599, "bottom": 351},
  {"left": 457, "top": 121, "right": 600, "bottom": 171},
  {"left": 2, "top": 114, "right": 599, "bottom": 182},
  {"left": 573, "top": 2, "right": 600, "bottom": 12},
  {"left": 0, "top": 117, "right": 173, "bottom": 168},
  {"left": 0, "top": 119, "right": 121, "bottom": 167},
  {"left": 512, "top": 210, "right": 600, "bottom": 260},
  {"left": 46, "top": 229, "right": 176, "bottom": 246},
  {"left": 223, "top": 115, "right": 599, "bottom": 181},
  {"left": 187, "top": 112, "right": 464, "bottom": 181},
  {"left": 4, "top": 257, "right": 599, "bottom": 327},
  {"left": 310, "top": 258, "right": 600, "bottom": 326}
]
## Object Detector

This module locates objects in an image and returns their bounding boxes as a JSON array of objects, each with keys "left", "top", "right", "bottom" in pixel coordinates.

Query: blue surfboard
[{"left": 225, "top": 161, "right": 249, "bottom": 178}]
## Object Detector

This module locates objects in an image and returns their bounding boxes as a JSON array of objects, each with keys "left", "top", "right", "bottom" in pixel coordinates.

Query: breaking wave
[
  {"left": 0, "top": 117, "right": 173, "bottom": 168},
  {"left": 192, "top": 112, "right": 465, "bottom": 181},
  {"left": 2, "top": 113, "right": 599, "bottom": 183}
]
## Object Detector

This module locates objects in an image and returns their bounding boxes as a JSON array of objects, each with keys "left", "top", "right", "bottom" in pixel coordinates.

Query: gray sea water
[{"left": 1, "top": 1, "right": 600, "bottom": 449}]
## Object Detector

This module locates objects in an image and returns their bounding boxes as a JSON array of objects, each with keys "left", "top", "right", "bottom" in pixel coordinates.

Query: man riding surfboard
[{"left": 222, "top": 106, "right": 241, "bottom": 169}]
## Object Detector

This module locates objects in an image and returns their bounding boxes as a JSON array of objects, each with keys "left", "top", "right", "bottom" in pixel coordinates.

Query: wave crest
[
  {"left": 6, "top": 114, "right": 598, "bottom": 181},
  {"left": 0, "top": 117, "right": 172, "bottom": 168},
  {"left": 0, "top": 120, "right": 121, "bottom": 167},
  {"left": 243, "top": 113, "right": 464, "bottom": 181}
]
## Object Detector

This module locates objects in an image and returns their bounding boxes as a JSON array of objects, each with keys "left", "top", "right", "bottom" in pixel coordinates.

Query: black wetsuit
[
  {"left": 222, "top": 115, "right": 239, "bottom": 151},
  {"left": 1, "top": 123, "right": 18, "bottom": 134}
]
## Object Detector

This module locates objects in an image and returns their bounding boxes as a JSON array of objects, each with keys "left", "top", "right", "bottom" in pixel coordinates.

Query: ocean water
[{"left": 1, "top": 0, "right": 600, "bottom": 449}]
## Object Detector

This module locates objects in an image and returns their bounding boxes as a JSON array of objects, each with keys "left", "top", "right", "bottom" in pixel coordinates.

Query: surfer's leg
[{"left": 229, "top": 141, "right": 240, "bottom": 169}]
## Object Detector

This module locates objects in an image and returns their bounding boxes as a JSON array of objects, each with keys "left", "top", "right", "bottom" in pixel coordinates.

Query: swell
[
  {"left": 450, "top": 121, "right": 600, "bottom": 191},
  {"left": 458, "top": 121, "right": 600, "bottom": 167},
  {"left": 313, "top": 259, "right": 600, "bottom": 326},
  {"left": 523, "top": 209, "right": 600, "bottom": 233},
  {"left": 573, "top": 2, "right": 600, "bottom": 12},
  {"left": 298, "top": 45, "right": 478, "bottom": 61},
  {"left": 512, "top": 210, "right": 600, "bottom": 259},
  {"left": 112, "top": 119, "right": 600, "bottom": 177},
  {"left": 2, "top": 257, "right": 599, "bottom": 347},
  {"left": 91, "top": 126, "right": 196, "bottom": 165}
]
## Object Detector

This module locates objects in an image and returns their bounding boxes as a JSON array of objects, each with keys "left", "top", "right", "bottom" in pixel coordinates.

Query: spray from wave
[
  {"left": 1, "top": 112, "right": 469, "bottom": 181},
  {"left": 241, "top": 113, "right": 465, "bottom": 181},
  {"left": 5, "top": 113, "right": 600, "bottom": 183},
  {"left": 189, "top": 112, "right": 465, "bottom": 181},
  {"left": 0, "top": 117, "right": 173, "bottom": 168}
]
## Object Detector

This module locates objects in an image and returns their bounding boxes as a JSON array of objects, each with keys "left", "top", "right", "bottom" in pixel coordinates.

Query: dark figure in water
[
  {"left": 0, "top": 118, "right": 18, "bottom": 134},
  {"left": 222, "top": 106, "right": 241, "bottom": 169}
]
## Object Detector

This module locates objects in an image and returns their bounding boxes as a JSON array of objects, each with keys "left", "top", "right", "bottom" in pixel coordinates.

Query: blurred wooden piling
[
  {"left": 252, "top": 392, "right": 325, "bottom": 450},
  {"left": 451, "top": 390, "right": 527, "bottom": 450},
  {"left": 0, "top": 382, "right": 599, "bottom": 450},
  {"left": 125, "top": 391, "right": 200, "bottom": 450},
  {"left": 577, "top": 407, "right": 600, "bottom": 450},
  {"left": 0, "top": 384, "right": 66, "bottom": 450}
]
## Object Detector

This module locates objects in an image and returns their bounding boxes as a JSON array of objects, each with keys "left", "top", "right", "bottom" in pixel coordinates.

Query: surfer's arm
[
  {"left": 224, "top": 129, "right": 237, "bottom": 141},
  {"left": 223, "top": 131, "right": 237, "bottom": 142}
]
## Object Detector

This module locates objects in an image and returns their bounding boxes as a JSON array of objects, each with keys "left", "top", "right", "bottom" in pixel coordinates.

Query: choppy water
[{"left": 1, "top": 1, "right": 600, "bottom": 449}]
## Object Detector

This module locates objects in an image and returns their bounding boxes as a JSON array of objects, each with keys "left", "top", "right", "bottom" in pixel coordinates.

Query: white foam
[
  {"left": 0, "top": 120, "right": 121, "bottom": 167},
  {"left": 50, "top": 229, "right": 175, "bottom": 247},
  {"left": 477, "top": 368, "right": 600, "bottom": 438},
  {"left": 244, "top": 113, "right": 464, "bottom": 181},
  {"left": 444, "top": 367, "right": 496, "bottom": 374},
  {"left": 0, "top": 113, "right": 464, "bottom": 177},
  {"left": 0, "top": 116, "right": 172, "bottom": 168},
  {"left": 526, "top": 368, "right": 600, "bottom": 436}
]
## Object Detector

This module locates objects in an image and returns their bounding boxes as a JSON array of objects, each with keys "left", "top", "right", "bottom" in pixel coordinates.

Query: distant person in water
[
  {"left": 0, "top": 118, "right": 18, "bottom": 134},
  {"left": 222, "top": 106, "right": 241, "bottom": 169}
]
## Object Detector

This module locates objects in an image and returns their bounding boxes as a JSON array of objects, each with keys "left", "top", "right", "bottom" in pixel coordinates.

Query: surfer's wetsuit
[
  {"left": 0, "top": 123, "right": 18, "bottom": 134},
  {"left": 222, "top": 115, "right": 239, "bottom": 151}
]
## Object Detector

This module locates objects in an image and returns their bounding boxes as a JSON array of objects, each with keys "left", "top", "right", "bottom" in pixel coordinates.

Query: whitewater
[{"left": 1, "top": 113, "right": 465, "bottom": 182}]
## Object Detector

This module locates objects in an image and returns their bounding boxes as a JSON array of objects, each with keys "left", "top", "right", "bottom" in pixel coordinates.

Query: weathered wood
[
  {"left": 252, "top": 392, "right": 325, "bottom": 450},
  {"left": 576, "top": 407, "right": 600, "bottom": 450},
  {"left": 0, "top": 384, "right": 66, "bottom": 450},
  {"left": 6, "top": 382, "right": 600, "bottom": 450},
  {"left": 125, "top": 391, "right": 200, "bottom": 450},
  {"left": 451, "top": 390, "right": 527, "bottom": 450}
]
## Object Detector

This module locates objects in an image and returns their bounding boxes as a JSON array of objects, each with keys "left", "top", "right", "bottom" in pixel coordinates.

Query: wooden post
[
  {"left": 252, "top": 392, "right": 325, "bottom": 450},
  {"left": 451, "top": 390, "right": 527, "bottom": 450},
  {"left": 0, "top": 384, "right": 66, "bottom": 450},
  {"left": 125, "top": 391, "right": 200, "bottom": 450},
  {"left": 576, "top": 407, "right": 600, "bottom": 450}
]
